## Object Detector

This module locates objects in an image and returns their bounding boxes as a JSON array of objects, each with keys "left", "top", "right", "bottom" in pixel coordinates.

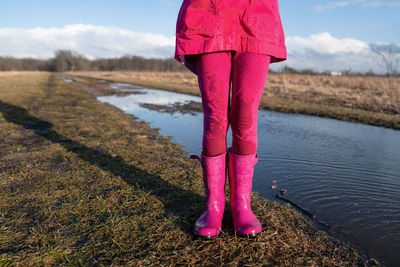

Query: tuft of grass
[{"left": 0, "top": 71, "right": 376, "bottom": 265}]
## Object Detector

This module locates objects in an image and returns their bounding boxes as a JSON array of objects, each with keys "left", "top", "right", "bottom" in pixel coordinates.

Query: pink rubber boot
[
  {"left": 228, "top": 148, "right": 262, "bottom": 237},
  {"left": 190, "top": 151, "right": 227, "bottom": 238}
]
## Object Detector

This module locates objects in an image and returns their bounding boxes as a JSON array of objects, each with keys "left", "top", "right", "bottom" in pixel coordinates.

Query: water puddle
[
  {"left": 60, "top": 76, "right": 400, "bottom": 266},
  {"left": 57, "top": 74, "right": 74, "bottom": 83}
]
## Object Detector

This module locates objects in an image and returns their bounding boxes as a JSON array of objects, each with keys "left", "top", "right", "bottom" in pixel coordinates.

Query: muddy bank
[{"left": 140, "top": 101, "right": 202, "bottom": 115}]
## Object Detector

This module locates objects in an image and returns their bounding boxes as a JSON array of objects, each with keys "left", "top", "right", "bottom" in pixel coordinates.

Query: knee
[
  {"left": 230, "top": 104, "right": 258, "bottom": 133},
  {"left": 231, "top": 127, "right": 257, "bottom": 141},
  {"left": 204, "top": 114, "right": 229, "bottom": 133}
]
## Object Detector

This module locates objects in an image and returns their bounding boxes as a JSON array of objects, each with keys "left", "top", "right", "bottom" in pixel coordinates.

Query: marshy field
[
  {"left": 0, "top": 70, "right": 394, "bottom": 265},
  {"left": 68, "top": 70, "right": 400, "bottom": 129}
]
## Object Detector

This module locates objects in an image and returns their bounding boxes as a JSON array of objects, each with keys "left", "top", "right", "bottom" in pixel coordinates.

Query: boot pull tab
[{"left": 190, "top": 154, "right": 202, "bottom": 165}]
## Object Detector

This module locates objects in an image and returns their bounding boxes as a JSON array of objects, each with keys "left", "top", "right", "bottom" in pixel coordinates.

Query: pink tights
[{"left": 196, "top": 51, "right": 271, "bottom": 157}]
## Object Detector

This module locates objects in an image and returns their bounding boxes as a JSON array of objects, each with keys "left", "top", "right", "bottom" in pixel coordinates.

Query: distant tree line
[
  {"left": 279, "top": 65, "right": 399, "bottom": 77},
  {"left": 0, "top": 50, "right": 186, "bottom": 72},
  {"left": 1, "top": 50, "right": 398, "bottom": 76}
]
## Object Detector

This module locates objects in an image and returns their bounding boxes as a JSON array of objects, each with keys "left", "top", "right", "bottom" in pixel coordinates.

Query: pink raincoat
[{"left": 174, "top": 0, "right": 287, "bottom": 74}]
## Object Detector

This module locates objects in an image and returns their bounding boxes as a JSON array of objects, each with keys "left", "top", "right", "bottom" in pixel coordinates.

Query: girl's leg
[
  {"left": 228, "top": 52, "right": 270, "bottom": 237},
  {"left": 230, "top": 52, "right": 271, "bottom": 155},
  {"left": 196, "top": 51, "right": 232, "bottom": 157},
  {"left": 191, "top": 51, "right": 232, "bottom": 238}
]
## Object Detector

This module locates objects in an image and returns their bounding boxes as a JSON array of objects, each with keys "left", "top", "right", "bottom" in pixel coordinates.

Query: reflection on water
[
  {"left": 101, "top": 84, "right": 201, "bottom": 112},
  {"left": 57, "top": 74, "right": 74, "bottom": 83},
  {"left": 97, "top": 83, "right": 206, "bottom": 154},
  {"left": 109, "top": 83, "right": 144, "bottom": 91},
  {"left": 254, "top": 111, "right": 400, "bottom": 266},
  {"left": 97, "top": 82, "right": 400, "bottom": 267}
]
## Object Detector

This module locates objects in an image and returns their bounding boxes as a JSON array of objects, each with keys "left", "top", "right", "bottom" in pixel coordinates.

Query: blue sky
[{"left": 1, "top": 0, "right": 400, "bottom": 72}]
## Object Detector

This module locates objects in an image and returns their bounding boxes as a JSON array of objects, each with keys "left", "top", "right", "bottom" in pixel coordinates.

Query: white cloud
[
  {"left": 286, "top": 32, "right": 369, "bottom": 54},
  {"left": 313, "top": 0, "right": 400, "bottom": 11},
  {"left": 314, "top": 0, "right": 365, "bottom": 12},
  {"left": 280, "top": 32, "right": 400, "bottom": 73},
  {"left": 362, "top": 0, "right": 400, "bottom": 7},
  {"left": 0, "top": 24, "right": 175, "bottom": 59},
  {"left": 1, "top": 24, "right": 399, "bottom": 73}
]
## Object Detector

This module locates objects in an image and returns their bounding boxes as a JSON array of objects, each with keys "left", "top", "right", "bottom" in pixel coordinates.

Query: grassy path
[{"left": 0, "top": 72, "right": 375, "bottom": 265}]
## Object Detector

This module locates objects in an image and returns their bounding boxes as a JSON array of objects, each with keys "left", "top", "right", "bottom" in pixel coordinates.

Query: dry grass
[
  {"left": 67, "top": 71, "right": 400, "bottom": 129},
  {"left": 267, "top": 73, "right": 400, "bottom": 113},
  {"left": 0, "top": 71, "right": 378, "bottom": 265}
]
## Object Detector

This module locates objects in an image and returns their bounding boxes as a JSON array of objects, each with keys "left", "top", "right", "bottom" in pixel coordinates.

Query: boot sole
[
  {"left": 236, "top": 231, "right": 261, "bottom": 238},
  {"left": 194, "top": 233, "right": 219, "bottom": 239}
]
